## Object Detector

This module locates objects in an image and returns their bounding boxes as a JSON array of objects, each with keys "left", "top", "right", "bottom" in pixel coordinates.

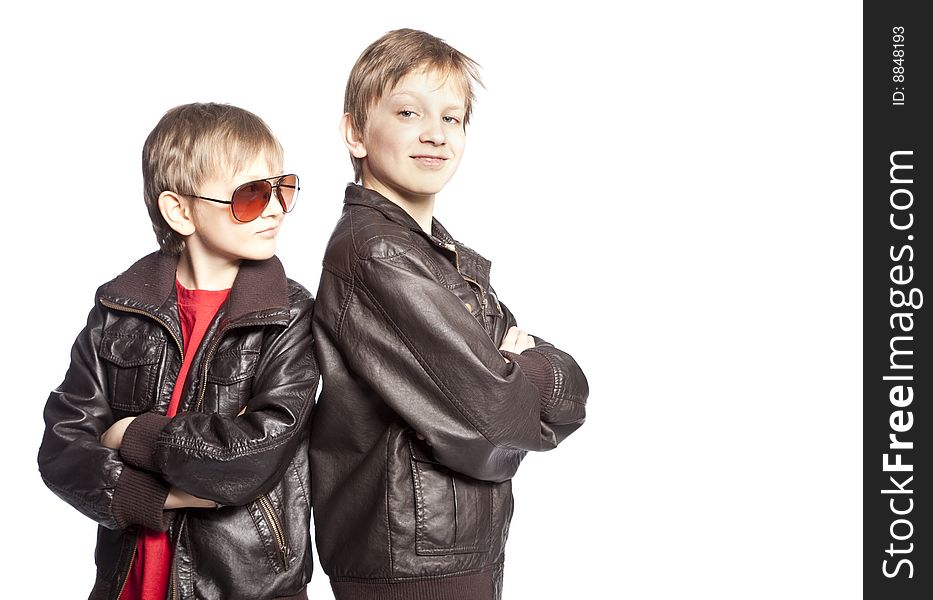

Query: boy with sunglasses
[
  {"left": 310, "top": 29, "right": 589, "bottom": 599},
  {"left": 38, "top": 103, "right": 318, "bottom": 600}
]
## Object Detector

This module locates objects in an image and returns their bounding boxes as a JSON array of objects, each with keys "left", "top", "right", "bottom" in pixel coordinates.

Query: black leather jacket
[
  {"left": 38, "top": 252, "right": 318, "bottom": 600},
  {"left": 310, "top": 185, "right": 588, "bottom": 600}
]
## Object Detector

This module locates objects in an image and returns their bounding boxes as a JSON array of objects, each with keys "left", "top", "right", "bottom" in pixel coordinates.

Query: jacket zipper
[
  {"left": 194, "top": 335, "right": 223, "bottom": 413},
  {"left": 193, "top": 321, "right": 258, "bottom": 412},
  {"left": 257, "top": 494, "right": 290, "bottom": 569},
  {"left": 168, "top": 515, "right": 187, "bottom": 600},
  {"left": 99, "top": 299, "right": 185, "bottom": 362},
  {"left": 445, "top": 243, "right": 497, "bottom": 313},
  {"left": 114, "top": 543, "right": 137, "bottom": 600}
]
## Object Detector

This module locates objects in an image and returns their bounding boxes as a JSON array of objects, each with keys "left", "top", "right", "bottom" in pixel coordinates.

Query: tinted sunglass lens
[
  {"left": 276, "top": 174, "right": 299, "bottom": 213},
  {"left": 232, "top": 181, "right": 272, "bottom": 222}
]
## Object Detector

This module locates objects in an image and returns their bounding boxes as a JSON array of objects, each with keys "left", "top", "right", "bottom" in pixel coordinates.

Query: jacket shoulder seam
[
  {"left": 361, "top": 244, "right": 449, "bottom": 286},
  {"left": 347, "top": 207, "right": 413, "bottom": 260}
]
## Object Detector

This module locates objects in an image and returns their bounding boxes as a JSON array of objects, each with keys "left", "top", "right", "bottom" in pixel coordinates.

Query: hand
[
  {"left": 164, "top": 487, "right": 217, "bottom": 509},
  {"left": 499, "top": 326, "right": 536, "bottom": 359},
  {"left": 100, "top": 416, "right": 136, "bottom": 450}
]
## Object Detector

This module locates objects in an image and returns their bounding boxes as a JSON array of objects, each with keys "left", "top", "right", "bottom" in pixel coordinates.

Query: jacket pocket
[
  {"left": 409, "top": 439, "right": 492, "bottom": 556},
  {"left": 206, "top": 348, "right": 260, "bottom": 414},
  {"left": 99, "top": 331, "right": 165, "bottom": 412},
  {"left": 247, "top": 490, "right": 292, "bottom": 573}
]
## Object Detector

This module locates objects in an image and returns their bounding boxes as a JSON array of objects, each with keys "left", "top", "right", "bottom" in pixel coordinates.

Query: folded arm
[
  {"left": 116, "top": 293, "right": 318, "bottom": 506},
  {"left": 38, "top": 302, "right": 174, "bottom": 531},
  {"left": 498, "top": 302, "right": 589, "bottom": 448},
  {"left": 332, "top": 249, "right": 576, "bottom": 481}
]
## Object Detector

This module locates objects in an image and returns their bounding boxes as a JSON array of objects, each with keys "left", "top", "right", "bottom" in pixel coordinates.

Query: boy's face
[
  {"left": 188, "top": 151, "right": 285, "bottom": 263},
  {"left": 357, "top": 68, "right": 467, "bottom": 205}
]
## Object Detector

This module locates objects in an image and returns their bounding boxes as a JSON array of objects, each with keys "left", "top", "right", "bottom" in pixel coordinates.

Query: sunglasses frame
[{"left": 181, "top": 174, "right": 300, "bottom": 223}]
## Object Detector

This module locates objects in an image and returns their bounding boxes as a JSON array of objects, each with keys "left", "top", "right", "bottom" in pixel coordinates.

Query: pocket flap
[
  {"left": 99, "top": 332, "right": 164, "bottom": 367},
  {"left": 207, "top": 349, "right": 260, "bottom": 384}
]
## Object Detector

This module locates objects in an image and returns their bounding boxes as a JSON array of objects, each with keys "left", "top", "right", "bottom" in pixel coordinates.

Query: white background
[{"left": 0, "top": 1, "right": 861, "bottom": 598}]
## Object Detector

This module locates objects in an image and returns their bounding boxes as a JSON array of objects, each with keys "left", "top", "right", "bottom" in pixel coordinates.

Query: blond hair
[
  {"left": 142, "top": 103, "right": 284, "bottom": 254},
  {"left": 344, "top": 29, "right": 482, "bottom": 182}
]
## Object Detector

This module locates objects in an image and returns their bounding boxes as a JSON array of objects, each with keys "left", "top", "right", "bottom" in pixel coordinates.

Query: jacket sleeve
[
  {"left": 38, "top": 301, "right": 172, "bottom": 531},
  {"left": 331, "top": 247, "right": 558, "bottom": 482},
  {"left": 498, "top": 302, "right": 589, "bottom": 448},
  {"left": 118, "top": 292, "right": 318, "bottom": 506}
]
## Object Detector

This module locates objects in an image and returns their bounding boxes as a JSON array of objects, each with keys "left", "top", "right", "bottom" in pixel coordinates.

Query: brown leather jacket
[
  {"left": 310, "top": 185, "right": 589, "bottom": 600},
  {"left": 38, "top": 252, "right": 318, "bottom": 600}
]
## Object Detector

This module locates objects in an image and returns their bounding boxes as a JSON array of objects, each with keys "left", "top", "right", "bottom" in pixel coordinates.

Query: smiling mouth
[{"left": 411, "top": 155, "right": 447, "bottom": 168}]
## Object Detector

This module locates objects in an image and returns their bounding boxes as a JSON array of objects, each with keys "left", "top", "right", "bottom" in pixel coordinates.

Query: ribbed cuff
[
  {"left": 119, "top": 412, "right": 171, "bottom": 472},
  {"left": 502, "top": 349, "right": 556, "bottom": 407},
  {"left": 111, "top": 466, "right": 172, "bottom": 531}
]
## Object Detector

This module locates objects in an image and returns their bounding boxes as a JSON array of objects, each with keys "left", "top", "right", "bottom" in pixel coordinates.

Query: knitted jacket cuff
[
  {"left": 502, "top": 349, "right": 556, "bottom": 408},
  {"left": 111, "top": 466, "right": 172, "bottom": 531},
  {"left": 119, "top": 411, "right": 172, "bottom": 472}
]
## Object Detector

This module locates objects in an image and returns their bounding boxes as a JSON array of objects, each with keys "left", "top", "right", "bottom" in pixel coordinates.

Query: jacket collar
[
  {"left": 100, "top": 251, "right": 290, "bottom": 327},
  {"left": 343, "top": 184, "right": 493, "bottom": 293},
  {"left": 343, "top": 183, "right": 425, "bottom": 233}
]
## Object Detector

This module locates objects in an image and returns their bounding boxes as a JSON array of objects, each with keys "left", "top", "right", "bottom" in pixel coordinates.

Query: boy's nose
[
  {"left": 419, "top": 120, "right": 446, "bottom": 145},
  {"left": 261, "top": 192, "right": 286, "bottom": 217}
]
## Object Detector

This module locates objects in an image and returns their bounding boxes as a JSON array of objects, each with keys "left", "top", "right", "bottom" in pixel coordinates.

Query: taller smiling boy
[{"left": 310, "top": 29, "right": 589, "bottom": 599}]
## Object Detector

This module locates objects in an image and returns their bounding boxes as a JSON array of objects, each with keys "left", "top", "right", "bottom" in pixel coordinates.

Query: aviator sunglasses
[{"left": 181, "top": 174, "right": 300, "bottom": 222}]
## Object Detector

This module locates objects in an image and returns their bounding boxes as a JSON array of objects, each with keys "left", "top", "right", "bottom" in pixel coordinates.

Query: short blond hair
[
  {"left": 344, "top": 29, "right": 482, "bottom": 182},
  {"left": 142, "top": 103, "right": 284, "bottom": 254}
]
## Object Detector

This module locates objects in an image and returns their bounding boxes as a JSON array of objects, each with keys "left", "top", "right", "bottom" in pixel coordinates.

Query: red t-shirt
[{"left": 120, "top": 281, "right": 230, "bottom": 600}]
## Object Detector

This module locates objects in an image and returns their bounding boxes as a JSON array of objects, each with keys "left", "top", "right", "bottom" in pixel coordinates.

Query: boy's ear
[
  {"left": 340, "top": 113, "right": 367, "bottom": 159},
  {"left": 158, "top": 191, "right": 196, "bottom": 236}
]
